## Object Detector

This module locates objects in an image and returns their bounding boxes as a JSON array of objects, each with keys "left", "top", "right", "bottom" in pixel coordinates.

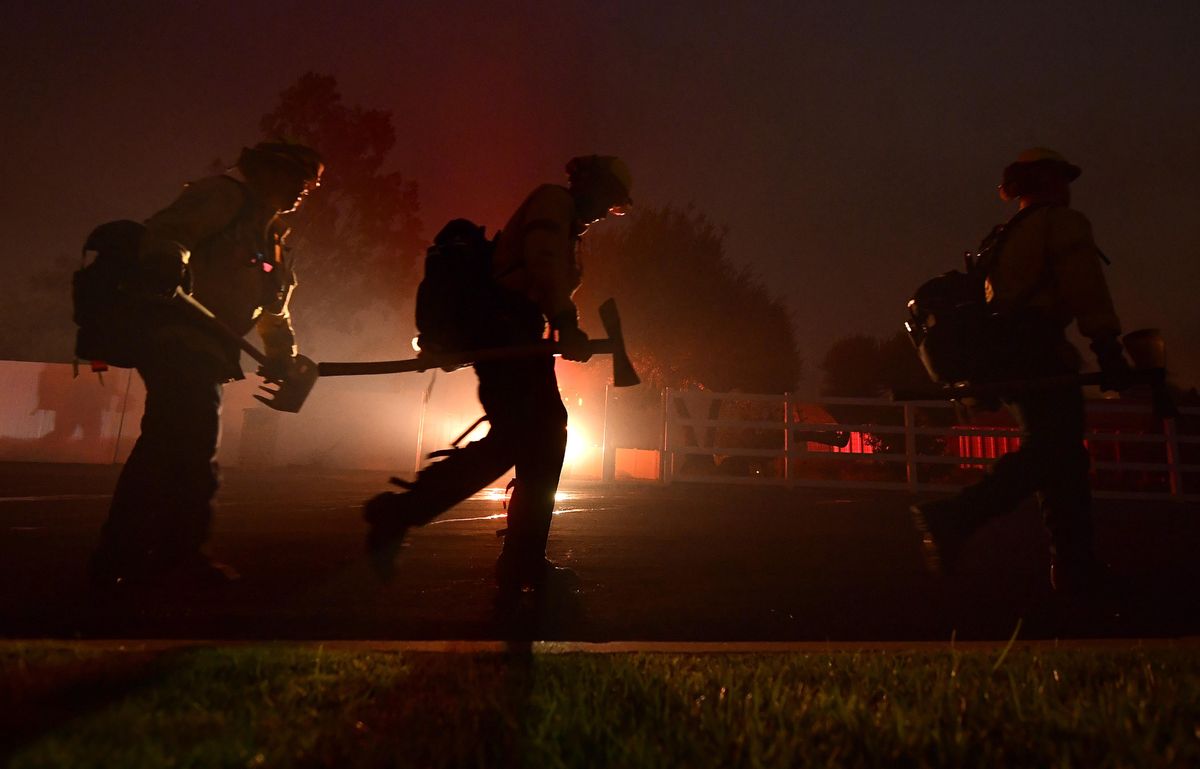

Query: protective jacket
[
  {"left": 140, "top": 174, "right": 298, "bottom": 376},
  {"left": 371, "top": 183, "right": 579, "bottom": 583},
  {"left": 984, "top": 205, "right": 1121, "bottom": 342},
  {"left": 491, "top": 184, "right": 583, "bottom": 329}
]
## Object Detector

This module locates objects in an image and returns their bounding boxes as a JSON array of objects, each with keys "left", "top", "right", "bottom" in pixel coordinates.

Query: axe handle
[
  {"left": 164, "top": 289, "right": 271, "bottom": 365},
  {"left": 892, "top": 367, "right": 1168, "bottom": 403},
  {"left": 892, "top": 373, "right": 1103, "bottom": 401},
  {"left": 317, "top": 338, "right": 618, "bottom": 377}
]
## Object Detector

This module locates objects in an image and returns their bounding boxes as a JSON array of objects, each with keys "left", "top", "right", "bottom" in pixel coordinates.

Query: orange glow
[
  {"left": 445, "top": 416, "right": 489, "bottom": 447},
  {"left": 563, "top": 423, "right": 603, "bottom": 479},
  {"left": 473, "top": 487, "right": 509, "bottom": 502},
  {"left": 614, "top": 448, "right": 660, "bottom": 480},
  {"left": 564, "top": 424, "right": 589, "bottom": 466}
]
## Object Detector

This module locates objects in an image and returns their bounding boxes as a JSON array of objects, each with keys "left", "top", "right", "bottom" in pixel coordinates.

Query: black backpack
[
  {"left": 415, "top": 218, "right": 507, "bottom": 353},
  {"left": 72, "top": 181, "right": 261, "bottom": 369},
  {"left": 905, "top": 205, "right": 1047, "bottom": 386},
  {"left": 72, "top": 220, "right": 153, "bottom": 369}
]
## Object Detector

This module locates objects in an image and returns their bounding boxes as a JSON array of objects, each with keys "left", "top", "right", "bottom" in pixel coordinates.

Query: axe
[
  {"left": 318, "top": 298, "right": 640, "bottom": 387},
  {"left": 172, "top": 289, "right": 319, "bottom": 413},
  {"left": 892, "top": 329, "right": 1177, "bottom": 419}
]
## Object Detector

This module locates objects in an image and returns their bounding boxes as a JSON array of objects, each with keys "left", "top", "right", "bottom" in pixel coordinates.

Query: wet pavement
[{"left": 1, "top": 462, "right": 1197, "bottom": 642}]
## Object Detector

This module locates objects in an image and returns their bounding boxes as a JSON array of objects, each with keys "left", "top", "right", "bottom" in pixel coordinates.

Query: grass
[{"left": 2, "top": 643, "right": 1198, "bottom": 768}]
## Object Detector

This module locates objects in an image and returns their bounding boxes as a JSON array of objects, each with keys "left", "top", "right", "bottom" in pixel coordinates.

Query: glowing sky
[{"left": 3, "top": 1, "right": 1197, "bottom": 389}]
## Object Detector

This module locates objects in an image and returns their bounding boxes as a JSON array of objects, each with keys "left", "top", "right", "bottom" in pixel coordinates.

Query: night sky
[{"left": 3, "top": 1, "right": 1198, "bottom": 391}]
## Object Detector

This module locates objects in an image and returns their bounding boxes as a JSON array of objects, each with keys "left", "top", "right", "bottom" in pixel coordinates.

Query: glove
[
  {"left": 1091, "top": 336, "right": 1135, "bottom": 393},
  {"left": 552, "top": 312, "right": 592, "bottom": 363},
  {"left": 257, "top": 355, "right": 297, "bottom": 384}
]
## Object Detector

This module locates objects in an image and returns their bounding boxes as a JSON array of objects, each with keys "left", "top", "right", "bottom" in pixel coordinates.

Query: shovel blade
[{"left": 255, "top": 354, "right": 319, "bottom": 413}]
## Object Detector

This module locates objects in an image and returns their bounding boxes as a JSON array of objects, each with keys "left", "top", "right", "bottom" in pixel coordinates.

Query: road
[{"left": 1, "top": 462, "right": 1197, "bottom": 641}]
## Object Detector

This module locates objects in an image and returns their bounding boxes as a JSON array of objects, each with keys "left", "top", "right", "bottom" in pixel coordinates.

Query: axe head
[
  {"left": 254, "top": 354, "right": 319, "bottom": 413},
  {"left": 598, "top": 298, "right": 640, "bottom": 387}
]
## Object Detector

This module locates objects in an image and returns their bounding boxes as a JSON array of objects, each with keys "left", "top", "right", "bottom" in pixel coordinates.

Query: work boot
[
  {"left": 495, "top": 553, "right": 579, "bottom": 593},
  {"left": 90, "top": 549, "right": 238, "bottom": 589},
  {"left": 363, "top": 491, "right": 430, "bottom": 579},
  {"left": 1049, "top": 547, "right": 1111, "bottom": 596},
  {"left": 910, "top": 497, "right": 986, "bottom": 577},
  {"left": 87, "top": 548, "right": 153, "bottom": 589},
  {"left": 164, "top": 554, "right": 241, "bottom": 588}
]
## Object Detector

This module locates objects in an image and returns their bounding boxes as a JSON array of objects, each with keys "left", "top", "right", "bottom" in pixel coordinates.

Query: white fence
[
  {"left": 0, "top": 360, "right": 461, "bottom": 472},
  {"left": 660, "top": 389, "right": 1200, "bottom": 502},
  {"left": 5, "top": 360, "right": 1196, "bottom": 501}
]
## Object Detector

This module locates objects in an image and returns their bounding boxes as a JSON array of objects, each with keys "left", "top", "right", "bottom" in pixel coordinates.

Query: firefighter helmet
[
  {"left": 566, "top": 155, "right": 633, "bottom": 213},
  {"left": 999, "top": 147, "right": 1080, "bottom": 200},
  {"left": 249, "top": 141, "right": 324, "bottom": 181}
]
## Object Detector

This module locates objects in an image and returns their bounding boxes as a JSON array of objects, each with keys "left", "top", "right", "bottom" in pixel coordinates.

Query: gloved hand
[
  {"left": 415, "top": 338, "right": 464, "bottom": 372},
  {"left": 555, "top": 323, "right": 593, "bottom": 362},
  {"left": 1091, "top": 336, "right": 1135, "bottom": 393},
  {"left": 257, "top": 355, "right": 297, "bottom": 384}
]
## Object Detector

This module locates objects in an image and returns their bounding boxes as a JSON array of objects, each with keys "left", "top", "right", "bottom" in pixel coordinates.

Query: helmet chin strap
[{"left": 571, "top": 191, "right": 611, "bottom": 227}]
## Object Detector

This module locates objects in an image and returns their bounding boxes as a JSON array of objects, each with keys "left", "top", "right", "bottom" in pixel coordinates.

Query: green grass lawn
[{"left": 2, "top": 642, "right": 1198, "bottom": 768}]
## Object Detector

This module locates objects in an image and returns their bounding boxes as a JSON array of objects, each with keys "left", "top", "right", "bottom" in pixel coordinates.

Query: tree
[
  {"left": 575, "top": 205, "right": 802, "bottom": 394},
  {"left": 820, "top": 335, "right": 884, "bottom": 399},
  {"left": 820, "top": 330, "right": 931, "bottom": 399},
  {"left": 820, "top": 329, "right": 952, "bottom": 457},
  {"left": 259, "top": 73, "right": 424, "bottom": 348},
  {"left": 0, "top": 254, "right": 76, "bottom": 362}
]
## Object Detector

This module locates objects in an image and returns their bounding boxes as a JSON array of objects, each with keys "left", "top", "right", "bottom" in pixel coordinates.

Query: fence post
[
  {"left": 783, "top": 391, "right": 792, "bottom": 485},
  {"left": 413, "top": 370, "right": 436, "bottom": 474},
  {"left": 601, "top": 384, "right": 615, "bottom": 482},
  {"left": 660, "top": 387, "right": 672, "bottom": 484},
  {"left": 904, "top": 403, "right": 917, "bottom": 492},
  {"left": 111, "top": 368, "right": 135, "bottom": 465},
  {"left": 1164, "top": 417, "right": 1182, "bottom": 498}
]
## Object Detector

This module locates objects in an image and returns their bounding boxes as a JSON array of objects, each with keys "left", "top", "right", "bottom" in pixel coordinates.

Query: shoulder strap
[
  {"left": 220, "top": 177, "right": 257, "bottom": 233},
  {"left": 985, "top": 204, "right": 1056, "bottom": 313},
  {"left": 973, "top": 203, "right": 1046, "bottom": 277},
  {"left": 192, "top": 177, "right": 257, "bottom": 253}
]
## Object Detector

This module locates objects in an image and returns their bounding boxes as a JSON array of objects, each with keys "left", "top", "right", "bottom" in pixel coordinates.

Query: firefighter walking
[
  {"left": 89, "top": 142, "right": 324, "bottom": 587},
  {"left": 364, "top": 155, "right": 633, "bottom": 591},
  {"left": 911, "top": 148, "right": 1132, "bottom": 594}
]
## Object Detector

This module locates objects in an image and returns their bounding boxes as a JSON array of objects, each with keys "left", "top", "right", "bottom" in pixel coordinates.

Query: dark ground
[{"left": 1, "top": 462, "right": 1197, "bottom": 642}]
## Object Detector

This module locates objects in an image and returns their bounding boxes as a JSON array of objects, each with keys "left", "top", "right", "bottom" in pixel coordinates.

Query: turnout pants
[
  {"left": 94, "top": 341, "right": 223, "bottom": 573},
  {"left": 958, "top": 325, "right": 1094, "bottom": 561},
  {"left": 962, "top": 385, "right": 1094, "bottom": 559},
  {"left": 403, "top": 355, "right": 569, "bottom": 566}
]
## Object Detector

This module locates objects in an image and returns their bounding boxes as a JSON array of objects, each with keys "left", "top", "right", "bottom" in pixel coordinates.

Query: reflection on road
[{"left": 429, "top": 487, "right": 588, "bottom": 526}]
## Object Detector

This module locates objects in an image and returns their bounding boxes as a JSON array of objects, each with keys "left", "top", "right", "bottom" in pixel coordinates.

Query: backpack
[
  {"left": 72, "top": 180, "right": 262, "bottom": 370},
  {"left": 414, "top": 218, "right": 507, "bottom": 353},
  {"left": 72, "top": 220, "right": 153, "bottom": 369},
  {"left": 905, "top": 205, "right": 1047, "bottom": 386}
]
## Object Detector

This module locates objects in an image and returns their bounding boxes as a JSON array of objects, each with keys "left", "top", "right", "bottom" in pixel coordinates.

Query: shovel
[
  {"left": 318, "top": 298, "right": 641, "bottom": 387},
  {"left": 176, "top": 294, "right": 637, "bottom": 412},
  {"left": 172, "top": 289, "right": 319, "bottom": 413},
  {"left": 891, "top": 328, "right": 1177, "bottom": 419}
]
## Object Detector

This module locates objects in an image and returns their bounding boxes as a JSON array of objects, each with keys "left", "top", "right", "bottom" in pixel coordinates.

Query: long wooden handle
[
  {"left": 891, "top": 368, "right": 1163, "bottom": 402},
  {"left": 167, "top": 289, "right": 269, "bottom": 365},
  {"left": 317, "top": 338, "right": 618, "bottom": 377}
]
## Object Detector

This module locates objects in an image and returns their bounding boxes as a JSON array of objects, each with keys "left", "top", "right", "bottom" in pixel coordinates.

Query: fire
[{"left": 564, "top": 423, "right": 589, "bottom": 468}]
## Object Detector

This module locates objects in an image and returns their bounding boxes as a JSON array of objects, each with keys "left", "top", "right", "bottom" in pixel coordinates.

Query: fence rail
[{"left": 659, "top": 388, "right": 1199, "bottom": 502}]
